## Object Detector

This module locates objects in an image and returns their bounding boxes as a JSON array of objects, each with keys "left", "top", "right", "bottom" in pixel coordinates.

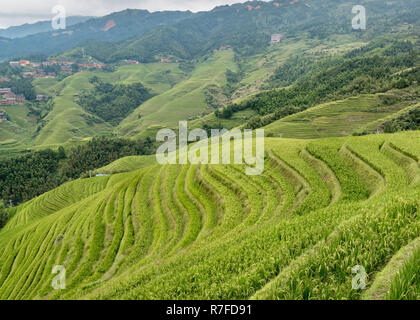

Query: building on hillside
[
  {"left": 36, "top": 95, "right": 50, "bottom": 101},
  {"left": 9, "top": 61, "right": 19, "bottom": 68},
  {"left": 78, "top": 63, "right": 105, "bottom": 69},
  {"left": 160, "top": 58, "right": 170, "bottom": 63},
  {"left": 2, "top": 92, "right": 16, "bottom": 99},
  {"left": 22, "top": 72, "right": 35, "bottom": 79},
  {"left": 30, "top": 62, "right": 41, "bottom": 68},
  {"left": 19, "top": 60, "right": 30, "bottom": 66},
  {"left": 0, "top": 88, "right": 25, "bottom": 105},
  {"left": 125, "top": 60, "right": 139, "bottom": 64},
  {"left": 16, "top": 95, "right": 25, "bottom": 104},
  {"left": 0, "top": 77, "right": 10, "bottom": 82},
  {"left": 0, "top": 88, "right": 12, "bottom": 94},
  {"left": 0, "top": 98, "right": 16, "bottom": 105},
  {"left": 220, "top": 45, "right": 233, "bottom": 51},
  {"left": 60, "top": 66, "right": 73, "bottom": 73},
  {"left": 213, "top": 45, "right": 233, "bottom": 53},
  {"left": 271, "top": 34, "right": 284, "bottom": 45}
]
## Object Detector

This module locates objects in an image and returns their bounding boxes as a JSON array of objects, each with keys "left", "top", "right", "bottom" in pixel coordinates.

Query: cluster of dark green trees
[
  {"left": 0, "top": 76, "right": 36, "bottom": 101},
  {"left": 78, "top": 77, "right": 153, "bottom": 125},
  {"left": 0, "top": 137, "right": 154, "bottom": 206},
  {"left": 217, "top": 40, "right": 420, "bottom": 129},
  {"left": 382, "top": 107, "right": 420, "bottom": 133}
]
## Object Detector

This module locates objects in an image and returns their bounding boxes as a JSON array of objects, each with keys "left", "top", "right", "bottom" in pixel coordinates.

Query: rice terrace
[{"left": 0, "top": 0, "right": 419, "bottom": 306}]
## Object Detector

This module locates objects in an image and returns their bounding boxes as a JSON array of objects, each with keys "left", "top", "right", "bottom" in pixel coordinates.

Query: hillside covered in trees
[{"left": 0, "top": 137, "right": 154, "bottom": 206}]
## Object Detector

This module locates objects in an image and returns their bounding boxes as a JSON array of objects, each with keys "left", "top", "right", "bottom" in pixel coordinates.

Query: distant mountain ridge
[
  {"left": 80, "top": 0, "right": 420, "bottom": 63},
  {"left": 0, "top": 0, "right": 419, "bottom": 62},
  {"left": 0, "top": 16, "right": 94, "bottom": 39},
  {"left": 0, "top": 9, "right": 193, "bottom": 60}
]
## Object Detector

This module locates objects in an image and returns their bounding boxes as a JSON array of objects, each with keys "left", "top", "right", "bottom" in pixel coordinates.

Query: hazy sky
[{"left": 0, "top": 0, "right": 259, "bottom": 28}]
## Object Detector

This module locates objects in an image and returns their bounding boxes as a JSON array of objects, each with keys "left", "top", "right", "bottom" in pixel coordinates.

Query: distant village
[
  {"left": 8, "top": 59, "right": 107, "bottom": 79},
  {"left": 0, "top": 33, "right": 284, "bottom": 113},
  {"left": 0, "top": 88, "right": 26, "bottom": 106}
]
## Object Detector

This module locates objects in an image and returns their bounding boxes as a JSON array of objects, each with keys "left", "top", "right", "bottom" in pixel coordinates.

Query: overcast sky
[{"left": 0, "top": 0, "right": 258, "bottom": 28}]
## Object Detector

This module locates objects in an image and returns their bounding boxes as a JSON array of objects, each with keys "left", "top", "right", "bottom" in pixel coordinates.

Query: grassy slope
[
  {"left": 0, "top": 131, "right": 419, "bottom": 300},
  {"left": 0, "top": 104, "right": 37, "bottom": 157},
  {"left": 33, "top": 73, "right": 113, "bottom": 147},
  {"left": 232, "top": 36, "right": 366, "bottom": 101},
  {"left": 118, "top": 50, "right": 238, "bottom": 138},
  {"left": 30, "top": 63, "right": 187, "bottom": 148}
]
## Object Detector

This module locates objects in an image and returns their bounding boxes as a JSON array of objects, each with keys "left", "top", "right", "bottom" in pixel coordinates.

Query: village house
[
  {"left": 19, "top": 60, "right": 30, "bottom": 67},
  {"left": 214, "top": 45, "right": 233, "bottom": 53},
  {"left": 160, "top": 58, "right": 171, "bottom": 63},
  {"left": 271, "top": 34, "right": 284, "bottom": 45},
  {"left": 36, "top": 95, "right": 50, "bottom": 102},
  {"left": 0, "top": 88, "right": 12, "bottom": 94},
  {"left": 22, "top": 72, "right": 35, "bottom": 79},
  {"left": 16, "top": 95, "right": 25, "bottom": 103},
  {"left": 2, "top": 92, "right": 16, "bottom": 99},
  {"left": 78, "top": 63, "right": 105, "bottom": 69},
  {"left": 0, "top": 88, "right": 25, "bottom": 105},
  {"left": 0, "top": 77, "right": 10, "bottom": 83},
  {"left": 60, "top": 65, "right": 73, "bottom": 73},
  {"left": 125, "top": 60, "right": 139, "bottom": 64}
]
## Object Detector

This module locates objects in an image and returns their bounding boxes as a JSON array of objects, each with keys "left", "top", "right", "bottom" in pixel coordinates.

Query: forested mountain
[
  {"left": 0, "top": 16, "right": 93, "bottom": 39},
  {"left": 0, "top": 10, "right": 193, "bottom": 60},
  {"left": 1, "top": 0, "right": 419, "bottom": 62},
  {"left": 220, "top": 39, "right": 420, "bottom": 129},
  {"left": 68, "top": 0, "right": 420, "bottom": 63}
]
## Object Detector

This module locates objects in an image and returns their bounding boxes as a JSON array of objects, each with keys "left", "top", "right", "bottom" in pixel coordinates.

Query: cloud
[{"left": 0, "top": 0, "right": 255, "bottom": 28}]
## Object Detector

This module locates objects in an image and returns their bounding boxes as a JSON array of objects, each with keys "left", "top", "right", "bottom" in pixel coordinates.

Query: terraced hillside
[
  {"left": 28, "top": 62, "right": 187, "bottom": 148},
  {"left": 0, "top": 131, "right": 419, "bottom": 300},
  {"left": 118, "top": 50, "right": 238, "bottom": 138},
  {"left": 263, "top": 90, "right": 420, "bottom": 139}
]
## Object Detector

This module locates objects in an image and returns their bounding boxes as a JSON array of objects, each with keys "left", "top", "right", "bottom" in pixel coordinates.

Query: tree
[
  {"left": 71, "top": 63, "right": 79, "bottom": 73},
  {"left": 58, "top": 146, "right": 66, "bottom": 159}
]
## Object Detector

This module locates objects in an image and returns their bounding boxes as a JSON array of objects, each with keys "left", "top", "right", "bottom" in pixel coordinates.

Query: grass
[
  {"left": 363, "top": 237, "right": 420, "bottom": 300},
  {"left": 0, "top": 130, "right": 419, "bottom": 300}
]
